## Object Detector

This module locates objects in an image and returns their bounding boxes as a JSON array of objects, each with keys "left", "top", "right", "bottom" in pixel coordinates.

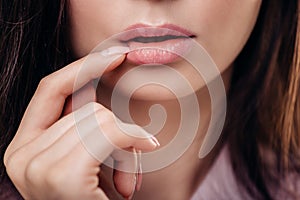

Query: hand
[{"left": 3, "top": 48, "right": 159, "bottom": 200}]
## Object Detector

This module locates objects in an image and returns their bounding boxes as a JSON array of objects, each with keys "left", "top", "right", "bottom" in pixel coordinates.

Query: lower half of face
[{"left": 68, "top": 0, "right": 261, "bottom": 101}]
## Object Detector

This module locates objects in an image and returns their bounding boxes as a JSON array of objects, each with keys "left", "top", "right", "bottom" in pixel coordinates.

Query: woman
[{"left": 0, "top": 0, "right": 299, "bottom": 199}]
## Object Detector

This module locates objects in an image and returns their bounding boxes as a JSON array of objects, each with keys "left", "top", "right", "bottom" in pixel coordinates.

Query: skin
[
  {"left": 4, "top": 0, "right": 261, "bottom": 200},
  {"left": 69, "top": 0, "right": 261, "bottom": 98}
]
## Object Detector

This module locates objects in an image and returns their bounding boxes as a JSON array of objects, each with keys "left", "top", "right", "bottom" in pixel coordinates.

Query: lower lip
[{"left": 126, "top": 38, "right": 193, "bottom": 65}]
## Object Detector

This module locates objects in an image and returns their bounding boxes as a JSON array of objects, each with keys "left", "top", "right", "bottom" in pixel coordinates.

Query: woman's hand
[{"left": 3, "top": 49, "right": 159, "bottom": 199}]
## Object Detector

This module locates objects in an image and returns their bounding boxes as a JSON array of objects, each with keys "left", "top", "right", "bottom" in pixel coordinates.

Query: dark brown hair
[
  {"left": 0, "top": 0, "right": 299, "bottom": 199},
  {"left": 0, "top": 0, "right": 69, "bottom": 177},
  {"left": 226, "top": 0, "right": 299, "bottom": 199}
]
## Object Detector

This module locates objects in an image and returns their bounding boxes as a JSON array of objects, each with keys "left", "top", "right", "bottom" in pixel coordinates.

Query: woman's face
[{"left": 68, "top": 0, "right": 262, "bottom": 100}]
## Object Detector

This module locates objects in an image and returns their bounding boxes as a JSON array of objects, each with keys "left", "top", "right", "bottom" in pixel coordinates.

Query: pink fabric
[
  {"left": 191, "top": 145, "right": 251, "bottom": 200},
  {"left": 191, "top": 145, "right": 300, "bottom": 200}
]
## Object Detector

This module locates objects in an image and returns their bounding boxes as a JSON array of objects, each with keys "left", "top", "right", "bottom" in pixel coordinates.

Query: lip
[{"left": 119, "top": 24, "right": 195, "bottom": 64}]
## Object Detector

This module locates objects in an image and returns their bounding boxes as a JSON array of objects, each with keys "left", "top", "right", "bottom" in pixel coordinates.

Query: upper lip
[{"left": 119, "top": 23, "right": 196, "bottom": 43}]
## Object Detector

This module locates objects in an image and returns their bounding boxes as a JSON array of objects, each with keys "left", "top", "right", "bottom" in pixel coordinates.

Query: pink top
[
  {"left": 191, "top": 145, "right": 300, "bottom": 200},
  {"left": 191, "top": 145, "right": 251, "bottom": 200}
]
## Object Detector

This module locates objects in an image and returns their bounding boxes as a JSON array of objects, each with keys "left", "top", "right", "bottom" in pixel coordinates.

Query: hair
[
  {"left": 0, "top": 0, "right": 299, "bottom": 199},
  {"left": 226, "top": 0, "right": 300, "bottom": 199},
  {"left": 0, "top": 0, "right": 69, "bottom": 177}
]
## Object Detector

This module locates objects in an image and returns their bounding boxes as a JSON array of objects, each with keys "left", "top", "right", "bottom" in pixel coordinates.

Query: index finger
[{"left": 20, "top": 47, "right": 129, "bottom": 132}]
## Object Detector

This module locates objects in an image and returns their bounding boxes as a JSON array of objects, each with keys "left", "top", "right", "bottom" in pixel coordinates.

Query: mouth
[
  {"left": 119, "top": 24, "right": 196, "bottom": 64},
  {"left": 124, "top": 35, "right": 190, "bottom": 43}
]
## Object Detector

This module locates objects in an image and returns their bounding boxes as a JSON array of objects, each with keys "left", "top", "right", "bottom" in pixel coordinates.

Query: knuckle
[
  {"left": 94, "top": 112, "right": 119, "bottom": 144},
  {"left": 4, "top": 151, "right": 22, "bottom": 178},
  {"left": 94, "top": 110, "right": 116, "bottom": 133},
  {"left": 37, "top": 75, "right": 55, "bottom": 92},
  {"left": 86, "top": 102, "right": 105, "bottom": 111},
  {"left": 25, "top": 157, "right": 45, "bottom": 184},
  {"left": 92, "top": 105, "right": 135, "bottom": 148},
  {"left": 113, "top": 133, "right": 131, "bottom": 147},
  {"left": 95, "top": 107, "right": 113, "bottom": 122},
  {"left": 39, "top": 75, "right": 52, "bottom": 87},
  {"left": 3, "top": 145, "right": 12, "bottom": 167},
  {"left": 45, "top": 167, "right": 66, "bottom": 189},
  {"left": 106, "top": 125, "right": 132, "bottom": 148}
]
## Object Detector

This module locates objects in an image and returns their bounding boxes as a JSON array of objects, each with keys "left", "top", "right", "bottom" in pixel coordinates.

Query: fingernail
[
  {"left": 127, "top": 174, "right": 137, "bottom": 200},
  {"left": 136, "top": 171, "right": 142, "bottom": 191},
  {"left": 150, "top": 136, "right": 160, "bottom": 147},
  {"left": 100, "top": 46, "right": 130, "bottom": 57},
  {"left": 136, "top": 150, "right": 143, "bottom": 191}
]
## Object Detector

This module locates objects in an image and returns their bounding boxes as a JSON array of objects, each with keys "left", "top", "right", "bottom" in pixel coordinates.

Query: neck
[{"left": 97, "top": 67, "right": 232, "bottom": 199}]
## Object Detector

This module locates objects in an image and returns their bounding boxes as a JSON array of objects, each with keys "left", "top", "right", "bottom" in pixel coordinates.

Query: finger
[
  {"left": 136, "top": 150, "right": 143, "bottom": 191},
  {"left": 21, "top": 46, "right": 129, "bottom": 132},
  {"left": 98, "top": 169, "right": 125, "bottom": 200},
  {"left": 74, "top": 105, "right": 159, "bottom": 162},
  {"left": 52, "top": 143, "right": 136, "bottom": 199},
  {"left": 4, "top": 104, "right": 104, "bottom": 188},
  {"left": 26, "top": 105, "right": 159, "bottom": 167},
  {"left": 5, "top": 102, "right": 102, "bottom": 158},
  {"left": 13, "top": 47, "right": 129, "bottom": 147},
  {"left": 5, "top": 98, "right": 158, "bottom": 173},
  {"left": 63, "top": 81, "right": 96, "bottom": 116},
  {"left": 38, "top": 136, "right": 145, "bottom": 199},
  {"left": 112, "top": 148, "right": 138, "bottom": 199},
  {"left": 32, "top": 143, "right": 109, "bottom": 200}
]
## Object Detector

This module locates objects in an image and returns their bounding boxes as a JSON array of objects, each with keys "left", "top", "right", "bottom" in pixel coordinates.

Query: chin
[
  {"left": 116, "top": 84, "right": 181, "bottom": 101},
  {"left": 101, "top": 62, "right": 205, "bottom": 102}
]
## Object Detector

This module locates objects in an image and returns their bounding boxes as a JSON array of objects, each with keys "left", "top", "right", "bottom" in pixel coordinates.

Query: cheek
[{"left": 190, "top": 0, "right": 262, "bottom": 71}]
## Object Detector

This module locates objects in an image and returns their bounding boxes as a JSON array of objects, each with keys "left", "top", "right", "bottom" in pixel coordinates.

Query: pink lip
[{"left": 120, "top": 24, "right": 195, "bottom": 64}]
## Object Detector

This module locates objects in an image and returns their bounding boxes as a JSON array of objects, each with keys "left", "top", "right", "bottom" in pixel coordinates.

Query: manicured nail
[
  {"left": 150, "top": 136, "right": 160, "bottom": 147},
  {"left": 125, "top": 148, "right": 139, "bottom": 200},
  {"left": 136, "top": 170, "right": 143, "bottom": 191},
  {"left": 136, "top": 150, "right": 143, "bottom": 191},
  {"left": 100, "top": 46, "right": 130, "bottom": 57},
  {"left": 127, "top": 175, "right": 137, "bottom": 200}
]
